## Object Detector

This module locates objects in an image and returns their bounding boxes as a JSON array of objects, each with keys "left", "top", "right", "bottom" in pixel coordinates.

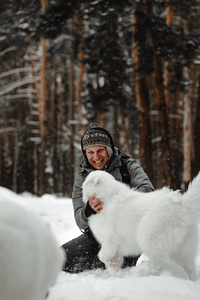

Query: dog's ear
[{"left": 92, "top": 177, "right": 100, "bottom": 186}]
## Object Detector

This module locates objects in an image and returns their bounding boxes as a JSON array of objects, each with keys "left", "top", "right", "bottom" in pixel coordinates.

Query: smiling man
[
  {"left": 61, "top": 123, "right": 154, "bottom": 273},
  {"left": 85, "top": 146, "right": 108, "bottom": 170}
]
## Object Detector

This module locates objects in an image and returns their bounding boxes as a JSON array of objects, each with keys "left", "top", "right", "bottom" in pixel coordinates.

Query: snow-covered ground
[{"left": 1, "top": 186, "right": 200, "bottom": 300}]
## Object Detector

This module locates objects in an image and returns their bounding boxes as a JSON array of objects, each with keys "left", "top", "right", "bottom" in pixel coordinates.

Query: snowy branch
[
  {"left": 0, "top": 47, "right": 16, "bottom": 57},
  {"left": 0, "top": 77, "right": 40, "bottom": 96},
  {"left": 0, "top": 127, "right": 15, "bottom": 134},
  {"left": 0, "top": 67, "right": 39, "bottom": 80},
  {"left": 1, "top": 94, "right": 38, "bottom": 101}
]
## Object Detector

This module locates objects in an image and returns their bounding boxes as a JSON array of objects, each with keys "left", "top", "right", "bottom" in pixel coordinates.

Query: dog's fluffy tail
[{"left": 181, "top": 171, "right": 200, "bottom": 223}]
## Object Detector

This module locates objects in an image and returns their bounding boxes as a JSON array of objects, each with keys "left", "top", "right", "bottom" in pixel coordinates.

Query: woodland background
[{"left": 0, "top": 0, "right": 200, "bottom": 197}]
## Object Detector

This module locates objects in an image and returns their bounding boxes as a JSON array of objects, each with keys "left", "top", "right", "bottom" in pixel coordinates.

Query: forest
[{"left": 0, "top": 0, "right": 200, "bottom": 197}]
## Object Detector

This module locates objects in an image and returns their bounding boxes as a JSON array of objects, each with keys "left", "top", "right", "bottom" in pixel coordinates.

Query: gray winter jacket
[{"left": 72, "top": 148, "right": 154, "bottom": 231}]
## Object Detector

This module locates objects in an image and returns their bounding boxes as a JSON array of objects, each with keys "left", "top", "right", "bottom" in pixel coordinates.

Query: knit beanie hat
[{"left": 81, "top": 124, "right": 114, "bottom": 159}]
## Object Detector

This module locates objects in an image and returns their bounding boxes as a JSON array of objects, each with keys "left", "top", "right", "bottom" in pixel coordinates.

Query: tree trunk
[
  {"left": 68, "top": 17, "right": 75, "bottom": 196},
  {"left": 28, "top": 38, "right": 41, "bottom": 194},
  {"left": 193, "top": 71, "right": 200, "bottom": 177},
  {"left": 164, "top": 5, "right": 182, "bottom": 189},
  {"left": 112, "top": 106, "right": 120, "bottom": 149},
  {"left": 121, "top": 108, "right": 129, "bottom": 154},
  {"left": 39, "top": 0, "right": 48, "bottom": 138},
  {"left": 76, "top": 4, "right": 87, "bottom": 134},
  {"left": 132, "top": 9, "right": 154, "bottom": 183},
  {"left": 183, "top": 76, "right": 192, "bottom": 189},
  {"left": 147, "top": 3, "right": 171, "bottom": 188},
  {"left": 182, "top": 20, "right": 194, "bottom": 189},
  {"left": 59, "top": 58, "right": 69, "bottom": 195},
  {"left": 38, "top": 0, "right": 48, "bottom": 196},
  {"left": 164, "top": 5, "right": 174, "bottom": 110}
]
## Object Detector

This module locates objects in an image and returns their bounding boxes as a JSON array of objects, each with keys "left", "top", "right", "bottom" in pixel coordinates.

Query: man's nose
[{"left": 93, "top": 152, "right": 99, "bottom": 160}]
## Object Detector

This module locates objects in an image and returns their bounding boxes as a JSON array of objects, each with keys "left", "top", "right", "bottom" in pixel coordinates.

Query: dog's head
[{"left": 82, "top": 171, "right": 115, "bottom": 204}]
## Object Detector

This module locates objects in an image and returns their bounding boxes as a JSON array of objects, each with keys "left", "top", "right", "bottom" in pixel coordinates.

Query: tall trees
[{"left": 0, "top": 0, "right": 200, "bottom": 196}]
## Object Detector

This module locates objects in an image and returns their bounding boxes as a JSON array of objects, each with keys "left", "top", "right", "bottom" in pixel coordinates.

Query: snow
[
  {"left": 0, "top": 188, "right": 64, "bottom": 300},
  {"left": 1, "top": 186, "right": 200, "bottom": 300}
]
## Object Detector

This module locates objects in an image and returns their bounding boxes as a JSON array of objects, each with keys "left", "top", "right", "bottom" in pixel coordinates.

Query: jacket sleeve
[
  {"left": 127, "top": 158, "right": 154, "bottom": 192},
  {"left": 72, "top": 172, "right": 89, "bottom": 230}
]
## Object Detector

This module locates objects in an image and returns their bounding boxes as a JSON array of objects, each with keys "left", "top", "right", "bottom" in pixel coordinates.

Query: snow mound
[{"left": 0, "top": 196, "right": 64, "bottom": 300}]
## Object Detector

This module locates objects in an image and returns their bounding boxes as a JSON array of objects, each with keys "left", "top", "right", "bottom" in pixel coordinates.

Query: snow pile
[
  {"left": 0, "top": 186, "right": 200, "bottom": 300},
  {"left": 0, "top": 188, "right": 64, "bottom": 300}
]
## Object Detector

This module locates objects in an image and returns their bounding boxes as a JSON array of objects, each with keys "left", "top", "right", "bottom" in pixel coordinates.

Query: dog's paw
[
  {"left": 136, "top": 261, "right": 152, "bottom": 277},
  {"left": 136, "top": 260, "right": 160, "bottom": 277},
  {"left": 109, "top": 260, "right": 120, "bottom": 268},
  {"left": 105, "top": 260, "right": 121, "bottom": 276}
]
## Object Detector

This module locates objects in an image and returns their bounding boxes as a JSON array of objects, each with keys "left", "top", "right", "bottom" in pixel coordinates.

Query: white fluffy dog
[
  {"left": 82, "top": 170, "right": 200, "bottom": 280},
  {"left": 0, "top": 198, "right": 64, "bottom": 300}
]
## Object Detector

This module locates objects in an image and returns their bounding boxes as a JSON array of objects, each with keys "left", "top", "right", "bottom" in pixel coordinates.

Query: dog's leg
[
  {"left": 136, "top": 252, "right": 166, "bottom": 277},
  {"left": 138, "top": 226, "right": 166, "bottom": 275},
  {"left": 147, "top": 253, "right": 166, "bottom": 275},
  {"left": 98, "top": 244, "right": 119, "bottom": 267},
  {"left": 98, "top": 237, "right": 123, "bottom": 271},
  {"left": 173, "top": 229, "right": 198, "bottom": 281},
  {"left": 172, "top": 251, "right": 197, "bottom": 280}
]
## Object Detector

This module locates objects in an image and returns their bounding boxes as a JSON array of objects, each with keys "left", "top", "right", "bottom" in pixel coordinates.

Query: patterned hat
[{"left": 81, "top": 124, "right": 114, "bottom": 159}]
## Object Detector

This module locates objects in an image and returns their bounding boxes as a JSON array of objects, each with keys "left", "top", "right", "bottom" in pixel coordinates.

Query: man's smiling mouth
[{"left": 94, "top": 159, "right": 103, "bottom": 164}]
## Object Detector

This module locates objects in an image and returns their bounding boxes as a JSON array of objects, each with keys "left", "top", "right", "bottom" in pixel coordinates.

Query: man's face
[{"left": 85, "top": 145, "right": 109, "bottom": 170}]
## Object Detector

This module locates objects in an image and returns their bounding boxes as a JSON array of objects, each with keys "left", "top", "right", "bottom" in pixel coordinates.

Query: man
[{"left": 62, "top": 123, "right": 154, "bottom": 273}]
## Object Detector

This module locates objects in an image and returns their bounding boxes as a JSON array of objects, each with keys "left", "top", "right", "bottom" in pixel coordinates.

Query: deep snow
[{"left": 1, "top": 186, "right": 200, "bottom": 300}]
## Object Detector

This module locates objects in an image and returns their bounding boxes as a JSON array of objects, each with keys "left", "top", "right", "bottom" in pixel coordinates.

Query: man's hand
[{"left": 88, "top": 194, "right": 104, "bottom": 213}]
